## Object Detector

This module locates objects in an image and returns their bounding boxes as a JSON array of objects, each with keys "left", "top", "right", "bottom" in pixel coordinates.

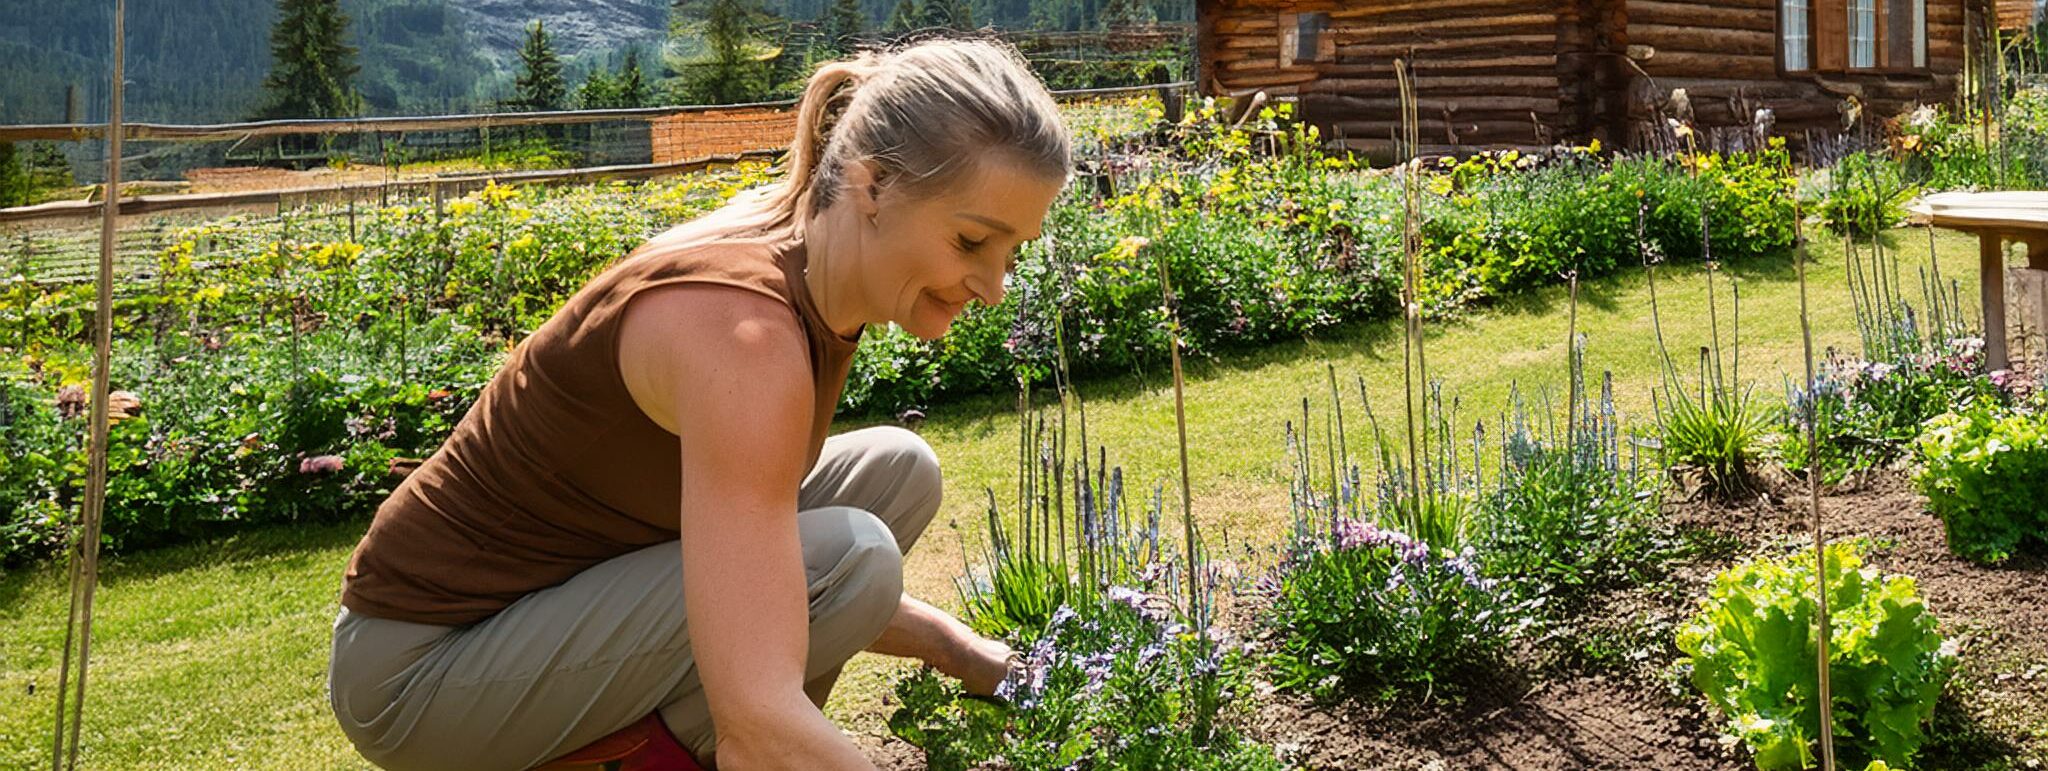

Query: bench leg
[{"left": 1983, "top": 232, "right": 2009, "bottom": 372}]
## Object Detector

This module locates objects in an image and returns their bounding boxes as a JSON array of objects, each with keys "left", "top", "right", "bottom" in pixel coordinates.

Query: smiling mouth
[{"left": 924, "top": 289, "right": 971, "bottom": 312}]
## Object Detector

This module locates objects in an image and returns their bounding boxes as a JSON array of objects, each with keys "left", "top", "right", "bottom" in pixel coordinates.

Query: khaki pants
[{"left": 328, "top": 427, "right": 941, "bottom": 771}]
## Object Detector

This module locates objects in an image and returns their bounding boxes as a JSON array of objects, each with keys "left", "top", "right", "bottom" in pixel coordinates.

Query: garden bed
[{"left": 862, "top": 470, "right": 2047, "bottom": 770}]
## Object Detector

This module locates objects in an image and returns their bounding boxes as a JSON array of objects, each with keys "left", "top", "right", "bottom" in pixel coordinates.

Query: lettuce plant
[
  {"left": 1912, "top": 403, "right": 2048, "bottom": 563},
  {"left": 1676, "top": 543, "right": 1955, "bottom": 770}
]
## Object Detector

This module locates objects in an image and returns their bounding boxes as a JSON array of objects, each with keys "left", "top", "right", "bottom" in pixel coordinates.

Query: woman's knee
[
  {"left": 859, "top": 426, "right": 943, "bottom": 549},
  {"left": 868, "top": 426, "right": 943, "bottom": 503},
  {"left": 802, "top": 507, "right": 905, "bottom": 657}
]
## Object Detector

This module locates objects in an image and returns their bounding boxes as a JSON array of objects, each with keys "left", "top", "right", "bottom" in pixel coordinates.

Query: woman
[{"left": 328, "top": 38, "right": 1071, "bottom": 770}]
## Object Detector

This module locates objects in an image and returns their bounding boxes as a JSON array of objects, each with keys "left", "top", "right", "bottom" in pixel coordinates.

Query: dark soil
[{"left": 868, "top": 471, "right": 2048, "bottom": 769}]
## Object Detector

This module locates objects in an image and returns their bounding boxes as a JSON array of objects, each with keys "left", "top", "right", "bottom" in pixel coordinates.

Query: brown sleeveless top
[{"left": 340, "top": 230, "right": 862, "bottom": 626}]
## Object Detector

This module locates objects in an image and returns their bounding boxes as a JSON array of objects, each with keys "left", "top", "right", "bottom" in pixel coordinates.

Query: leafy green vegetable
[
  {"left": 1912, "top": 403, "right": 2048, "bottom": 563},
  {"left": 1677, "top": 543, "right": 1955, "bottom": 770}
]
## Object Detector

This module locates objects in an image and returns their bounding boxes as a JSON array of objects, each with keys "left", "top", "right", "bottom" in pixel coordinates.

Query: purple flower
[
  {"left": 1137, "top": 643, "right": 1166, "bottom": 669},
  {"left": 1080, "top": 652, "right": 1115, "bottom": 695}
]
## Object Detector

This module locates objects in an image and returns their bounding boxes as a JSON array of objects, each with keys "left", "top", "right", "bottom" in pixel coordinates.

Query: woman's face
[{"left": 861, "top": 159, "right": 1066, "bottom": 340}]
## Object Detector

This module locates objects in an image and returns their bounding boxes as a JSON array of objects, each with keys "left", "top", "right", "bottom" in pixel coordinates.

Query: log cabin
[{"left": 1195, "top": 0, "right": 2040, "bottom": 156}]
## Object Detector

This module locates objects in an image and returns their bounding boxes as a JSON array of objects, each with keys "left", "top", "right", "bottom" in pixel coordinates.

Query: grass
[{"left": 0, "top": 227, "right": 1989, "bottom": 768}]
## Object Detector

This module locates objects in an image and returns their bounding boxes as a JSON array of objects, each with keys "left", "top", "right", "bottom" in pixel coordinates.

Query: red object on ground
[{"left": 533, "top": 713, "right": 709, "bottom": 771}]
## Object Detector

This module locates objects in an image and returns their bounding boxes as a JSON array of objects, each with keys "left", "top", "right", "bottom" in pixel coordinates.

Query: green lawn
[{"left": 0, "top": 227, "right": 1994, "bottom": 768}]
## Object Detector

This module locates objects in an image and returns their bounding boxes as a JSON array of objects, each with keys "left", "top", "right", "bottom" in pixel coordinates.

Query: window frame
[
  {"left": 1277, "top": 11, "right": 1332, "bottom": 69},
  {"left": 1780, "top": 0, "right": 1932, "bottom": 75}
]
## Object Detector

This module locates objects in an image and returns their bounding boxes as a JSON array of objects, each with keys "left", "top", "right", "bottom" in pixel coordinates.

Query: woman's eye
[{"left": 956, "top": 236, "right": 985, "bottom": 253}]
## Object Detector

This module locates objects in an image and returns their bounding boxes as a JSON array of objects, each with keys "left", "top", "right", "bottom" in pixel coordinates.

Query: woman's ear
[{"left": 843, "top": 160, "right": 882, "bottom": 221}]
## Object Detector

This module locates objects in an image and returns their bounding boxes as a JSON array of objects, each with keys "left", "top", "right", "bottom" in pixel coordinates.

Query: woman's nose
[{"left": 967, "top": 264, "right": 1006, "bottom": 307}]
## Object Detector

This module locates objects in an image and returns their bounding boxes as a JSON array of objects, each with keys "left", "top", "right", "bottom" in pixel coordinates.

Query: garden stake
[
  {"left": 1793, "top": 196, "right": 1839, "bottom": 771},
  {"left": 53, "top": 3, "right": 121, "bottom": 767},
  {"left": 1566, "top": 272, "right": 1580, "bottom": 527},
  {"left": 1395, "top": 59, "right": 1427, "bottom": 524},
  {"left": 1328, "top": 364, "right": 1347, "bottom": 511},
  {"left": 1157, "top": 243, "right": 1197, "bottom": 615}
]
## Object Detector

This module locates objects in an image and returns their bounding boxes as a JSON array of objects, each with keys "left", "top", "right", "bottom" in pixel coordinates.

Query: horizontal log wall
[
  {"left": 1628, "top": 0, "right": 1972, "bottom": 149},
  {"left": 1995, "top": 0, "right": 2035, "bottom": 29},
  {"left": 1202, "top": 0, "right": 1580, "bottom": 153}
]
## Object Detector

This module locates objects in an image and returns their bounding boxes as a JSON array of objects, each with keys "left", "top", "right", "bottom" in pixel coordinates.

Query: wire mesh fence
[{"left": 1, "top": 83, "right": 1186, "bottom": 289}]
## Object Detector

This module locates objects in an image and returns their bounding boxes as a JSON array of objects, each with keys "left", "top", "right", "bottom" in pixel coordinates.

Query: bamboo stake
[
  {"left": 1158, "top": 248, "right": 1197, "bottom": 614},
  {"left": 1795, "top": 183, "right": 1839, "bottom": 771},
  {"left": 53, "top": 2, "right": 122, "bottom": 768},
  {"left": 1396, "top": 59, "right": 1425, "bottom": 520}
]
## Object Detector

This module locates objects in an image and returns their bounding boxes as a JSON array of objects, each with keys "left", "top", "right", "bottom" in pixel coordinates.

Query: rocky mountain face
[{"left": 444, "top": 0, "right": 669, "bottom": 65}]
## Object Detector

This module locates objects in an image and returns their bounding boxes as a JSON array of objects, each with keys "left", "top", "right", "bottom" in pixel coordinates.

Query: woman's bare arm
[{"left": 618, "top": 283, "right": 874, "bottom": 771}]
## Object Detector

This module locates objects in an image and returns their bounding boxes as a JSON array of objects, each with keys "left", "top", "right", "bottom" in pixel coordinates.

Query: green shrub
[
  {"left": 1610, "top": 146, "right": 1798, "bottom": 265},
  {"left": 1911, "top": 402, "right": 2048, "bottom": 563},
  {"left": 1677, "top": 543, "right": 1955, "bottom": 770},
  {"left": 1892, "top": 95, "right": 2048, "bottom": 191},
  {"left": 1479, "top": 433, "right": 1665, "bottom": 615},
  {"left": 1803, "top": 152, "right": 1918, "bottom": 238},
  {"left": 0, "top": 369, "right": 71, "bottom": 565},
  {"left": 1260, "top": 518, "right": 1510, "bottom": 703}
]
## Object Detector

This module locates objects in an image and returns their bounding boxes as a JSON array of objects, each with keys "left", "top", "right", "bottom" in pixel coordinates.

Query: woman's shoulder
[{"left": 625, "top": 226, "right": 796, "bottom": 279}]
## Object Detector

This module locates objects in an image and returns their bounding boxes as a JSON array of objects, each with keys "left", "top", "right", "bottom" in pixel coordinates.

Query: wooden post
[{"left": 1982, "top": 231, "right": 2009, "bottom": 371}]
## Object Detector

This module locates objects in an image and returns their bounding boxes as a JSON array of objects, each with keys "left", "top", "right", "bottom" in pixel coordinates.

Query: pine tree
[
  {"left": 617, "top": 49, "right": 649, "bottom": 108},
  {"left": 578, "top": 67, "right": 620, "bottom": 109},
  {"left": 885, "top": 0, "right": 920, "bottom": 32},
  {"left": 675, "top": 0, "right": 774, "bottom": 104},
  {"left": 512, "top": 21, "right": 567, "bottom": 111},
  {"left": 257, "top": 0, "right": 363, "bottom": 119},
  {"left": 920, "top": 0, "right": 972, "bottom": 30},
  {"left": 822, "top": 0, "right": 866, "bottom": 50},
  {"left": 0, "top": 142, "right": 27, "bottom": 208},
  {"left": 1098, "top": 0, "right": 1152, "bottom": 28}
]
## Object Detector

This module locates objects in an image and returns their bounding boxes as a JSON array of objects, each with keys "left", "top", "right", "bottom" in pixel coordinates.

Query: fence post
[{"left": 16, "top": 232, "right": 31, "bottom": 350}]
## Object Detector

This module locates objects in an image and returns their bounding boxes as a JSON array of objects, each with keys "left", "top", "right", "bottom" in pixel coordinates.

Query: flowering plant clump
[
  {"left": 1259, "top": 516, "right": 1513, "bottom": 703},
  {"left": 1782, "top": 339, "right": 2006, "bottom": 483},
  {"left": 1677, "top": 543, "right": 1955, "bottom": 770},
  {"left": 1911, "top": 400, "right": 2048, "bottom": 563},
  {"left": 889, "top": 590, "right": 1280, "bottom": 771}
]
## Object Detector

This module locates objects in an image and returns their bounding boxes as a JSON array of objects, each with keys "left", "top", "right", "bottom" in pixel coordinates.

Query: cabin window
[
  {"left": 1279, "top": 11, "right": 1330, "bottom": 67},
  {"left": 1782, "top": 0, "right": 1813, "bottom": 71},
  {"left": 1893, "top": 0, "right": 1926, "bottom": 68},
  {"left": 1849, "top": 0, "right": 1878, "bottom": 68}
]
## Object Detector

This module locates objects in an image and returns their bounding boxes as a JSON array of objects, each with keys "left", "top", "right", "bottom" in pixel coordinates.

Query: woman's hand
[{"left": 950, "top": 634, "right": 1019, "bottom": 698}]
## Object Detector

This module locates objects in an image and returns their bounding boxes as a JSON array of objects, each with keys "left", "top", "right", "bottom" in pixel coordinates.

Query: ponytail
[{"left": 773, "top": 54, "right": 878, "bottom": 231}]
